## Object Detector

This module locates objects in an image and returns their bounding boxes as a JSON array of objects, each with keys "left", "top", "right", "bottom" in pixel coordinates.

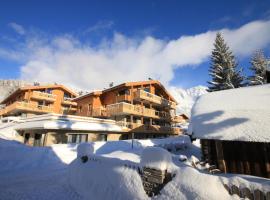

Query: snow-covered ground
[{"left": 0, "top": 136, "right": 269, "bottom": 200}]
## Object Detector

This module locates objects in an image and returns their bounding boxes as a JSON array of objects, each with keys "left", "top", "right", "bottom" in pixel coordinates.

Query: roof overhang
[{"left": 14, "top": 114, "right": 124, "bottom": 133}]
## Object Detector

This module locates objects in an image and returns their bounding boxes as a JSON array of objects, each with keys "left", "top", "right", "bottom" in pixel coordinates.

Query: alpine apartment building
[
  {"left": 0, "top": 84, "right": 78, "bottom": 117},
  {"left": 74, "top": 80, "right": 182, "bottom": 140}
]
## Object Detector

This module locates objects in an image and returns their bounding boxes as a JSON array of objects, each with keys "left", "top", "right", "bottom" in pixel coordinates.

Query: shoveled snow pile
[
  {"left": 77, "top": 142, "right": 94, "bottom": 157},
  {"left": 190, "top": 84, "right": 270, "bottom": 142},
  {"left": 140, "top": 147, "right": 172, "bottom": 171},
  {"left": 69, "top": 155, "right": 147, "bottom": 200},
  {"left": 169, "top": 85, "right": 208, "bottom": 116},
  {"left": 159, "top": 166, "right": 235, "bottom": 200}
]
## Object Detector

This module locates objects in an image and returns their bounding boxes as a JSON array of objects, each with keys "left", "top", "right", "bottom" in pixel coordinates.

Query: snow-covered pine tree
[
  {"left": 208, "top": 32, "right": 245, "bottom": 92},
  {"left": 248, "top": 50, "right": 268, "bottom": 85}
]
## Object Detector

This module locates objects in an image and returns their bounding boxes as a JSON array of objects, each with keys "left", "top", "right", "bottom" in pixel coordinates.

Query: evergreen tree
[
  {"left": 208, "top": 32, "right": 245, "bottom": 92},
  {"left": 248, "top": 50, "right": 268, "bottom": 85}
]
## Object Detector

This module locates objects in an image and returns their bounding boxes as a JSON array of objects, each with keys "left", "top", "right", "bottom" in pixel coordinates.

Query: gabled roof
[
  {"left": 1, "top": 84, "right": 78, "bottom": 104},
  {"left": 191, "top": 84, "right": 270, "bottom": 143},
  {"left": 74, "top": 80, "right": 177, "bottom": 103}
]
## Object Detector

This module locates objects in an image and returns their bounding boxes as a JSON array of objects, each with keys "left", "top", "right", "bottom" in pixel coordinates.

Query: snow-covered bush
[
  {"left": 140, "top": 147, "right": 172, "bottom": 171},
  {"left": 77, "top": 142, "right": 94, "bottom": 158}
]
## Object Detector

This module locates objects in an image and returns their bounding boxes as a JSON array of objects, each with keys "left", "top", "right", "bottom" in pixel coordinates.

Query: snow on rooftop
[
  {"left": 191, "top": 84, "right": 270, "bottom": 142},
  {"left": 13, "top": 113, "right": 123, "bottom": 132}
]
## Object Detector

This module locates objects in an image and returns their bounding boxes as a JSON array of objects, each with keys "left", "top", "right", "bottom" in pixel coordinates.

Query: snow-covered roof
[
  {"left": 14, "top": 113, "right": 123, "bottom": 133},
  {"left": 191, "top": 84, "right": 270, "bottom": 142}
]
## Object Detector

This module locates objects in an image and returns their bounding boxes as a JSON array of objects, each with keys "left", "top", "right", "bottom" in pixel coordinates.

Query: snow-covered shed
[{"left": 190, "top": 84, "right": 270, "bottom": 178}]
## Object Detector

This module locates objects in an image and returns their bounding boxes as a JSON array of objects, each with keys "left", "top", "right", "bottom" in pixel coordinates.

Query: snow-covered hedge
[{"left": 140, "top": 147, "right": 172, "bottom": 171}]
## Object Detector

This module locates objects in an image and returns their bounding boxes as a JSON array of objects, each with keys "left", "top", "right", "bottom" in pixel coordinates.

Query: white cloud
[
  {"left": 85, "top": 20, "right": 114, "bottom": 33},
  {"left": 8, "top": 22, "right": 25, "bottom": 35},
  {"left": 1, "top": 20, "right": 270, "bottom": 91}
]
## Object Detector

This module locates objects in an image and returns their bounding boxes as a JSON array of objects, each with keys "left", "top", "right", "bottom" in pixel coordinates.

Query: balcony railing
[
  {"left": 106, "top": 102, "right": 157, "bottom": 118},
  {"left": 31, "top": 91, "right": 56, "bottom": 102},
  {"left": 91, "top": 107, "right": 107, "bottom": 117},
  {"left": 116, "top": 94, "right": 131, "bottom": 102},
  {"left": 116, "top": 121, "right": 181, "bottom": 134},
  {"left": 133, "top": 89, "right": 177, "bottom": 109},
  {"left": 0, "top": 101, "right": 53, "bottom": 115},
  {"left": 61, "top": 107, "right": 77, "bottom": 114},
  {"left": 62, "top": 97, "right": 77, "bottom": 106},
  {"left": 106, "top": 102, "right": 171, "bottom": 119}
]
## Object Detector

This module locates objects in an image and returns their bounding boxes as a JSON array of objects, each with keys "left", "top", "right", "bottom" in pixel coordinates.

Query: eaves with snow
[
  {"left": 14, "top": 114, "right": 123, "bottom": 133},
  {"left": 190, "top": 84, "right": 270, "bottom": 143}
]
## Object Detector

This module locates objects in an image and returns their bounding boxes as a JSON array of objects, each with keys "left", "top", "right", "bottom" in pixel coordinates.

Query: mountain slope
[{"left": 169, "top": 85, "right": 208, "bottom": 117}]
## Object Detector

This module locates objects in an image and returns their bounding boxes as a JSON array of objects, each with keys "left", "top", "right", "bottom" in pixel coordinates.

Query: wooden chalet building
[
  {"left": 190, "top": 84, "right": 270, "bottom": 178},
  {"left": 0, "top": 84, "right": 78, "bottom": 117},
  {"left": 73, "top": 80, "right": 182, "bottom": 140}
]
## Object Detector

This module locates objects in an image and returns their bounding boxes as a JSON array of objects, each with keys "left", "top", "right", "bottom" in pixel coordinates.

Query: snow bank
[
  {"left": 77, "top": 142, "right": 94, "bottom": 158},
  {"left": 141, "top": 147, "right": 172, "bottom": 171},
  {"left": 159, "top": 166, "right": 235, "bottom": 200},
  {"left": 68, "top": 155, "right": 148, "bottom": 200},
  {"left": 191, "top": 84, "right": 270, "bottom": 142}
]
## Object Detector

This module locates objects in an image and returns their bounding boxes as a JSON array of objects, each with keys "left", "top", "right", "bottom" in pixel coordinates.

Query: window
[
  {"left": 33, "top": 134, "right": 43, "bottom": 146},
  {"left": 99, "top": 134, "right": 107, "bottom": 141},
  {"left": 67, "top": 134, "right": 88, "bottom": 143},
  {"left": 46, "top": 89, "right": 53, "bottom": 94},
  {"left": 144, "top": 87, "right": 150, "bottom": 92},
  {"left": 24, "top": 133, "right": 30, "bottom": 144},
  {"left": 118, "top": 89, "right": 129, "bottom": 95}
]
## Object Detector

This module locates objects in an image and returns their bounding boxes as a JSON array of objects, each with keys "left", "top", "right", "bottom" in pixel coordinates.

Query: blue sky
[{"left": 0, "top": 0, "right": 270, "bottom": 90}]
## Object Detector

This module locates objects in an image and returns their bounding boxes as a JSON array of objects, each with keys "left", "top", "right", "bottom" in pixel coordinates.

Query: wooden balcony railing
[
  {"left": 115, "top": 121, "right": 181, "bottom": 134},
  {"left": 61, "top": 107, "right": 77, "bottom": 114},
  {"left": 0, "top": 101, "right": 53, "bottom": 115},
  {"left": 106, "top": 102, "right": 172, "bottom": 120},
  {"left": 133, "top": 89, "right": 177, "bottom": 109},
  {"left": 91, "top": 107, "right": 107, "bottom": 117},
  {"left": 106, "top": 102, "right": 157, "bottom": 118},
  {"left": 31, "top": 91, "right": 56, "bottom": 102},
  {"left": 116, "top": 94, "right": 131, "bottom": 102},
  {"left": 62, "top": 97, "right": 77, "bottom": 106}
]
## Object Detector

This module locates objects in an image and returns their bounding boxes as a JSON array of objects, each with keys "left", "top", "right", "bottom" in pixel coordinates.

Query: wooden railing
[
  {"left": 116, "top": 121, "right": 181, "bottom": 134},
  {"left": 133, "top": 89, "right": 177, "bottom": 109},
  {"left": 61, "top": 107, "right": 77, "bottom": 114},
  {"left": 62, "top": 97, "right": 77, "bottom": 106},
  {"left": 106, "top": 102, "right": 171, "bottom": 120},
  {"left": 116, "top": 94, "right": 131, "bottom": 102},
  {"left": 31, "top": 91, "right": 56, "bottom": 101},
  {"left": 92, "top": 107, "right": 107, "bottom": 117},
  {"left": 0, "top": 101, "right": 53, "bottom": 115},
  {"left": 106, "top": 102, "right": 157, "bottom": 118}
]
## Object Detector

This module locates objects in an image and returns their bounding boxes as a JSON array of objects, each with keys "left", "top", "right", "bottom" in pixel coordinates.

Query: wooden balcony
[
  {"left": 133, "top": 89, "right": 177, "bottom": 109},
  {"left": 171, "top": 115, "right": 186, "bottom": 123},
  {"left": 31, "top": 91, "right": 56, "bottom": 102},
  {"left": 116, "top": 94, "right": 131, "bottom": 102},
  {"left": 62, "top": 97, "right": 77, "bottom": 106},
  {"left": 0, "top": 101, "right": 53, "bottom": 116},
  {"left": 106, "top": 102, "right": 171, "bottom": 120},
  {"left": 106, "top": 102, "right": 157, "bottom": 118},
  {"left": 61, "top": 107, "right": 77, "bottom": 114},
  {"left": 116, "top": 121, "right": 181, "bottom": 135},
  {"left": 91, "top": 107, "right": 107, "bottom": 117}
]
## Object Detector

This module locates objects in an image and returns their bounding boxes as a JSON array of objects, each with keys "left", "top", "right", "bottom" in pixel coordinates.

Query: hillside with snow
[
  {"left": 0, "top": 80, "right": 32, "bottom": 102},
  {"left": 169, "top": 85, "right": 208, "bottom": 116}
]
